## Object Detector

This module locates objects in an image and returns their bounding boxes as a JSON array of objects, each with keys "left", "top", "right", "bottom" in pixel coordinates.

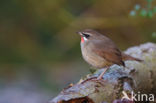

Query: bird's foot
[
  {"left": 90, "top": 77, "right": 106, "bottom": 83},
  {"left": 97, "top": 74, "right": 104, "bottom": 80}
]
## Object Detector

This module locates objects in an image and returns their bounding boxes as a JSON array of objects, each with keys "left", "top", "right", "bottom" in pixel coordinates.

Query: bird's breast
[{"left": 81, "top": 42, "right": 112, "bottom": 68}]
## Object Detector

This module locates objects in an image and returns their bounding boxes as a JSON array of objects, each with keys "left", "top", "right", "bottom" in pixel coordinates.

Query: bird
[{"left": 77, "top": 29, "right": 142, "bottom": 80}]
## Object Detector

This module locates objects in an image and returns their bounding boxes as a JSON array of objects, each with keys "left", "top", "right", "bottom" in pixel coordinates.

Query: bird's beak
[{"left": 76, "top": 31, "right": 83, "bottom": 36}]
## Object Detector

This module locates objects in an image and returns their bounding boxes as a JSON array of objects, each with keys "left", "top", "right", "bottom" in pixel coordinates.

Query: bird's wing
[{"left": 92, "top": 41, "right": 125, "bottom": 66}]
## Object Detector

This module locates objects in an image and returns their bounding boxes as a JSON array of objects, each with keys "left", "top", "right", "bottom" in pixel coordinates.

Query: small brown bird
[{"left": 77, "top": 29, "right": 142, "bottom": 80}]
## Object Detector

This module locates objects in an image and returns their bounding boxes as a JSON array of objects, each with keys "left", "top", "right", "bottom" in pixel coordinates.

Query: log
[{"left": 49, "top": 42, "right": 156, "bottom": 103}]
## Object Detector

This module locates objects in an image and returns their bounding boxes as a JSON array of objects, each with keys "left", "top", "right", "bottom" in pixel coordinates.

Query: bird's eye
[{"left": 82, "top": 33, "right": 90, "bottom": 38}]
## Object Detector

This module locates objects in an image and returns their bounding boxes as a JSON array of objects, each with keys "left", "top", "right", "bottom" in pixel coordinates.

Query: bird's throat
[{"left": 81, "top": 36, "right": 84, "bottom": 43}]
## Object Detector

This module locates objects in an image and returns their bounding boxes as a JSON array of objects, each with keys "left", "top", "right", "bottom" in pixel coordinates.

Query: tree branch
[{"left": 49, "top": 42, "right": 156, "bottom": 103}]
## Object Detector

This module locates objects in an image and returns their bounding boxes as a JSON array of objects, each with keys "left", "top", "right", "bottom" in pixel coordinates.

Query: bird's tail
[{"left": 121, "top": 53, "right": 143, "bottom": 62}]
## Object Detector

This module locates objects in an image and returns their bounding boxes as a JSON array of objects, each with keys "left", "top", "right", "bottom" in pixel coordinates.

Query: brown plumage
[{"left": 77, "top": 29, "right": 142, "bottom": 80}]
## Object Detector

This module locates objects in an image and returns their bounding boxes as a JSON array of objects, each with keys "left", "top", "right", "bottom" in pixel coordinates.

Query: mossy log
[{"left": 49, "top": 42, "right": 156, "bottom": 103}]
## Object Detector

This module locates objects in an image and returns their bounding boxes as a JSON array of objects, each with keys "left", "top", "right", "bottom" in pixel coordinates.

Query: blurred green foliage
[
  {"left": 130, "top": 0, "right": 156, "bottom": 18},
  {"left": 0, "top": 0, "right": 156, "bottom": 95}
]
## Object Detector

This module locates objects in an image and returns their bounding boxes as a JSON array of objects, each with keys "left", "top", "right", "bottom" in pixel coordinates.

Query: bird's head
[{"left": 77, "top": 29, "right": 101, "bottom": 43}]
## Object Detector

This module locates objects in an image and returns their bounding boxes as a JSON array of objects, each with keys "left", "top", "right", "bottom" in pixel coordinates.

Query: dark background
[{"left": 0, "top": 0, "right": 156, "bottom": 103}]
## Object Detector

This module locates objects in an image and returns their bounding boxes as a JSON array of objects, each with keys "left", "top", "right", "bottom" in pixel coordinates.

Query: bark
[{"left": 49, "top": 42, "right": 156, "bottom": 103}]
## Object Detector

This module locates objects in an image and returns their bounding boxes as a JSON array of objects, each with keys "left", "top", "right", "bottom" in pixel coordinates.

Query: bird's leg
[
  {"left": 97, "top": 67, "right": 109, "bottom": 80},
  {"left": 88, "top": 67, "right": 109, "bottom": 82}
]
